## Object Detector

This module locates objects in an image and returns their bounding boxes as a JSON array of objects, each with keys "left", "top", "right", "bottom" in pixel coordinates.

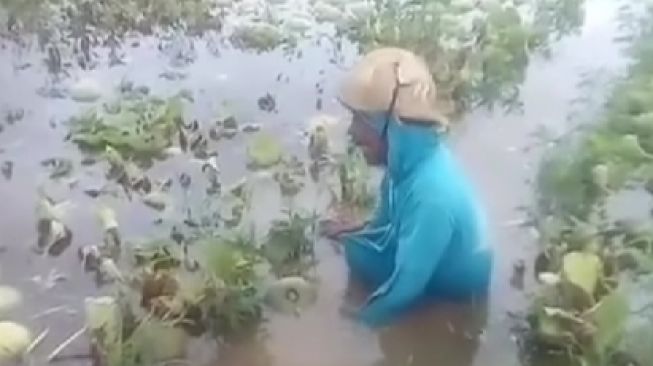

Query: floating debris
[
  {"left": 14, "top": 62, "right": 32, "bottom": 71},
  {"left": 510, "top": 260, "right": 526, "bottom": 290},
  {"left": 258, "top": 93, "right": 276, "bottom": 112},
  {"left": 308, "top": 125, "right": 329, "bottom": 161},
  {"left": 46, "top": 326, "right": 87, "bottom": 362},
  {"left": 0, "top": 286, "right": 22, "bottom": 315},
  {"left": 98, "top": 258, "right": 124, "bottom": 284},
  {"left": 242, "top": 123, "right": 262, "bottom": 133},
  {"left": 79, "top": 245, "right": 102, "bottom": 273},
  {"left": 1, "top": 161, "right": 13, "bottom": 180},
  {"left": 179, "top": 173, "right": 192, "bottom": 190},
  {"left": 32, "top": 306, "right": 76, "bottom": 320},
  {"left": 202, "top": 157, "right": 221, "bottom": 195},
  {"left": 36, "top": 217, "right": 73, "bottom": 257},
  {"left": 41, "top": 157, "right": 73, "bottom": 179},
  {"left": 142, "top": 191, "right": 169, "bottom": 211},
  {"left": 25, "top": 328, "right": 49, "bottom": 354},
  {"left": 218, "top": 110, "right": 239, "bottom": 130},
  {"left": 98, "top": 205, "right": 121, "bottom": 250},
  {"left": 36, "top": 86, "right": 67, "bottom": 99},
  {"left": 83, "top": 188, "right": 103, "bottom": 198},
  {"left": 222, "top": 127, "right": 239, "bottom": 139},
  {"left": 31, "top": 268, "right": 68, "bottom": 291},
  {"left": 159, "top": 69, "right": 188, "bottom": 81},
  {"left": 163, "top": 146, "right": 183, "bottom": 158},
  {"left": 70, "top": 78, "right": 103, "bottom": 102},
  {"left": 4, "top": 108, "right": 25, "bottom": 125}
]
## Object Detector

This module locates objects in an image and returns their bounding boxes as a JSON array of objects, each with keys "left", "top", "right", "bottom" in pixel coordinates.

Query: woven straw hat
[{"left": 339, "top": 47, "right": 448, "bottom": 127}]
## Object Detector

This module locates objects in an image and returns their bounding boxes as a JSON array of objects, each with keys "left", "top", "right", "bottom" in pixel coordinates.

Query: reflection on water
[{"left": 344, "top": 277, "right": 488, "bottom": 366}]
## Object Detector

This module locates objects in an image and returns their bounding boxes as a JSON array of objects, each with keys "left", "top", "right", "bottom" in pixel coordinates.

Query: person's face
[{"left": 347, "top": 112, "right": 387, "bottom": 166}]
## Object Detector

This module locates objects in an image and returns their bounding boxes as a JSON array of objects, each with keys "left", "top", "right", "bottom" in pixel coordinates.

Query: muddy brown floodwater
[{"left": 0, "top": 0, "right": 631, "bottom": 365}]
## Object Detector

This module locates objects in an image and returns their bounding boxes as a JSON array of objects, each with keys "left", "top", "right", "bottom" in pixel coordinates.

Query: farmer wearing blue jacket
[{"left": 323, "top": 48, "right": 493, "bottom": 328}]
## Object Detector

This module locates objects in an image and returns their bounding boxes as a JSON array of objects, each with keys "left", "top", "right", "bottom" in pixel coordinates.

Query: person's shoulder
[
  {"left": 408, "top": 159, "right": 481, "bottom": 214},
  {"left": 411, "top": 155, "right": 471, "bottom": 197}
]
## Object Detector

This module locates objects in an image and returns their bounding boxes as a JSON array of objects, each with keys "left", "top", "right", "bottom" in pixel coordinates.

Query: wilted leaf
[
  {"left": 37, "top": 218, "right": 73, "bottom": 257},
  {"left": 0, "top": 322, "right": 32, "bottom": 362},
  {"left": 41, "top": 158, "right": 73, "bottom": 179},
  {"left": 242, "top": 124, "right": 262, "bottom": 133},
  {"left": 562, "top": 251, "right": 602, "bottom": 296},
  {"left": 586, "top": 291, "right": 629, "bottom": 357},
  {"left": 141, "top": 271, "right": 179, "bottom": 310},
  {"left": 84, "top": 296, "right": 121, "bottom": 350},
  {"left": 257, "top": 93, "right": 276, "bottom": 112},
  {"left": 98, "top": 258, "right": 124, "bottom": 284},
  {"left": 70, "top": 78, "right": 102, "bottom": 102},
  {"left": 142, "top": 191, "right": 169, "bottom": 211},
  {"left": 616, "top": 248, "right": 653, "bottom": 274},
  {"left": 97, "top": 206, "right": 118, "bottom": 231},
  {"left": 36, "top": 196, "right": 72, "bottom": 222},
  {"left": 308, "top": 125, "right": 329, "bottom": 161},
  {"left": 535, "top": 309, "right": 575, "bottom": 346},
  {"left": 137, "top": 321, "right": 188, "bottom": 362}
]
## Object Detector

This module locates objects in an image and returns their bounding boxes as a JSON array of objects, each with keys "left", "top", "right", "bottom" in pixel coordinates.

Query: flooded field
[{"left": 0, "top": 0, "right": 650, "bottom": 365}]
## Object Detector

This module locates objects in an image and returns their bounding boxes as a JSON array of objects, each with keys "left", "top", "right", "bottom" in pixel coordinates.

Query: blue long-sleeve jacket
[{"left": 343, "top": 117, "right": 492, "bottom": 328}]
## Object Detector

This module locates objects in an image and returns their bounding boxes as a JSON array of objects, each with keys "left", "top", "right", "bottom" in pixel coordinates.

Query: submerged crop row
[
  {"left": 1, "top": 0, "right": 586, "bottom": 115},
  {"left": 525, "top": 2, "right": 653, "bottom": 366},
  {"left": 0, "top": 75, "right": 377, "bottom": 364}
]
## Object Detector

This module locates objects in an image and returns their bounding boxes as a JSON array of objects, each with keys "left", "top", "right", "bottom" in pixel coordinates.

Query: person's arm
[
  {"left": 356, "top": 198, "right": 454, "bottom": 328},
  {"left": 321, "top": 174, "right": 391, "bottom": 239},
  {"left": 366, "top": 173, "right": 392, "bottom": 228}
]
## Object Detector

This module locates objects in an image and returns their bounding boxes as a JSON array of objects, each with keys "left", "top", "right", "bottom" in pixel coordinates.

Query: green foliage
[
  {"left": 200, "top": 235, "right": 265, "bottom": 339},
  {"left": 263, "top": 209, "right": 316, "bottom": 278},
  {"left": 536, "top": 2, "right": 653, "bottom": 219},
  {"left": 344, "top": 0, "right": 586, "bottom": 115},
  {"left": 1, "top": 0, "right": 220, "bottom": 34},
  {"left": 335, "top": 147, "right": 376, "bottom": 216},
  {"left": 230, "top": 21, "right": 289, "bottom": 52},
  {"left": 530, "top": 6, "right": 653, "bottom": 363},
  {"left": 69, "top": 96, "right": 183, "bottom": 162},
  {"left": 247, "top": 133, "right": 283, "bottom": 169},
  {"left": 201, "top": 234, "right": 261, "bottom": 287},
  {"left": 562, "top": 251, "right": 602, "bottom": 296}
]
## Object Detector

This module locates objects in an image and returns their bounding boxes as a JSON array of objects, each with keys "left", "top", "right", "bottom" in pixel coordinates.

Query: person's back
[
  {"left": 414, "top": 143, "right": 491, "bottom": 300},
  {"left": 343, "top": 120, "right": 492, "bottom": 326}
]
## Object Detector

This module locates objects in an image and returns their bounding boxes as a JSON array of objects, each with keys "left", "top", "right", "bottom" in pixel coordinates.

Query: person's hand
[{"left": 319, "top": 218, "right": 363, "bottom": 240}]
